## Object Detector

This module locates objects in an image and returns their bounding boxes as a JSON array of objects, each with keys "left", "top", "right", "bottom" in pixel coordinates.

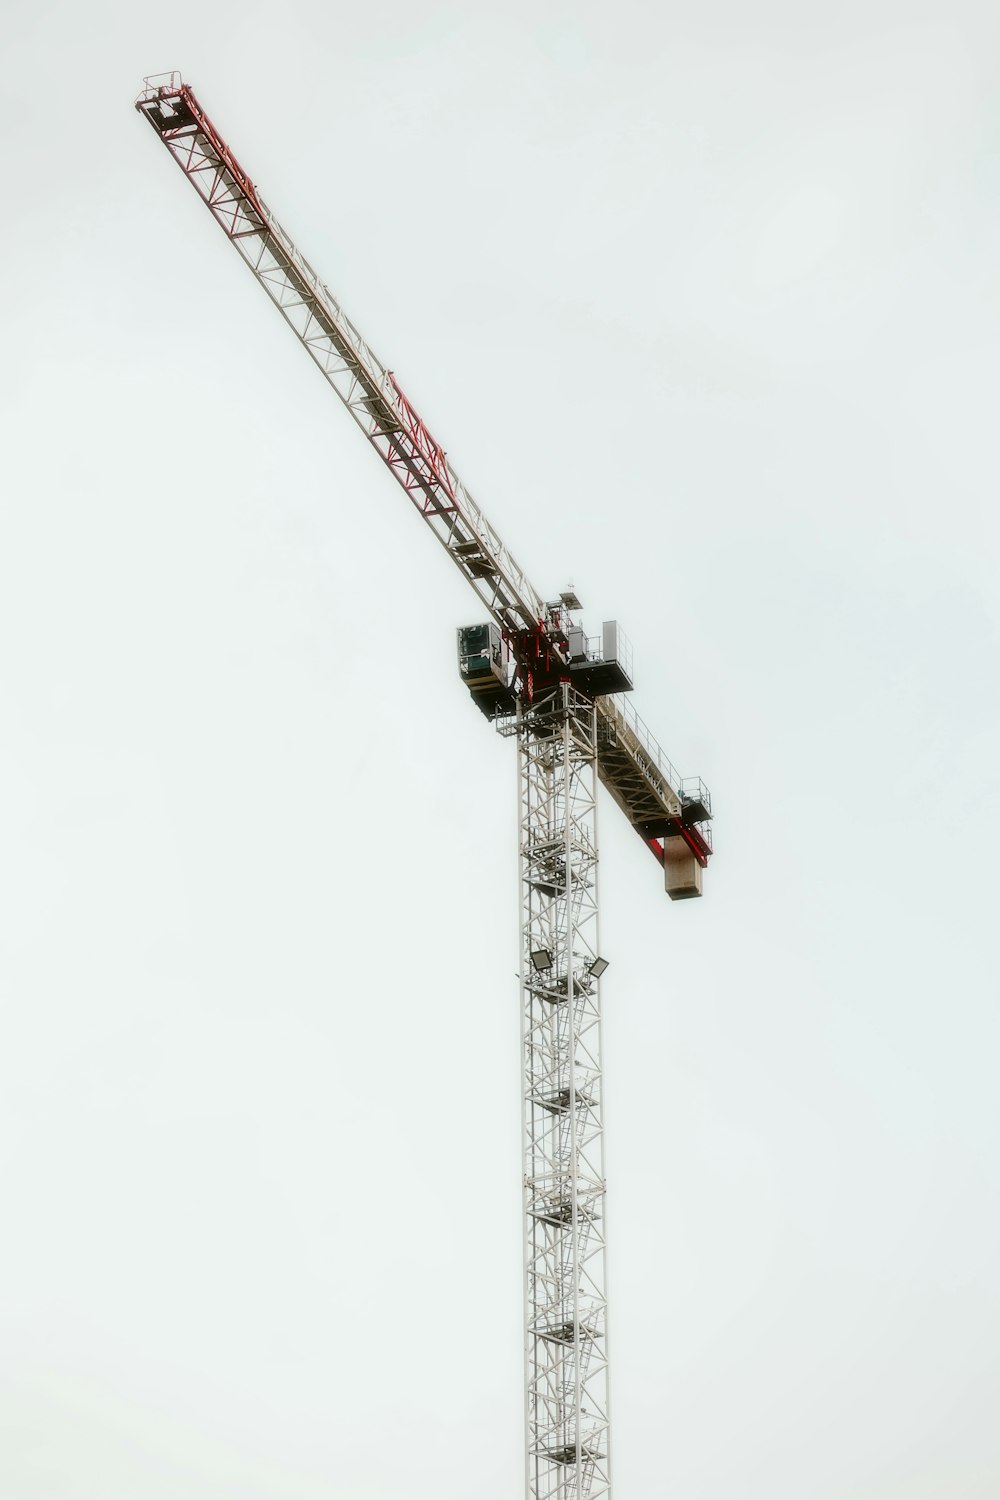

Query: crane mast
[{"left": 136, "top": 73, "right": 713, "bottom": 1500}]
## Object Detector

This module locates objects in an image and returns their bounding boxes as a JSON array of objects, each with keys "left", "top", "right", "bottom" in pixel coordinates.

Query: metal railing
[
  {"left": 597, "top": 694, "right": 712, "bottom": 822},
  {"left": 137, "top": 72, "right": 182, "bottom": 101},
  {"left": 576, "top": 624, "right": 633, "bottom": 683}
]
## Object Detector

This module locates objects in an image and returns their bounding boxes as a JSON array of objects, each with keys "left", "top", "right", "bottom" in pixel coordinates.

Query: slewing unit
[{"left": 457, "top": 607, "right": 711, "bottom": 900}]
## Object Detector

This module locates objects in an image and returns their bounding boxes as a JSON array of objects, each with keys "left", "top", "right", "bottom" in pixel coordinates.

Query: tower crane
[{"left": 136, "top": 72, "right": 713, "bottom": 1500}]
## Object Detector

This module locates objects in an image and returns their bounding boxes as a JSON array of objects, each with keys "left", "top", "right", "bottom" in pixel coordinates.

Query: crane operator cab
[{"left": 457, "top": 623, "right": 518, "bottom": 717}]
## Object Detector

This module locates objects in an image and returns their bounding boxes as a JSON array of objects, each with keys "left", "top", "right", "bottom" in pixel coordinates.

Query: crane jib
[{"left": 135, "top": 79, "right": 548, "bottom": 638}]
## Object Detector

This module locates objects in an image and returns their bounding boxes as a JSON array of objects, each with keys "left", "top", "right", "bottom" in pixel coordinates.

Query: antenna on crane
[{"left": 135, "top": 72, "right": 713, "bottom": 1500}]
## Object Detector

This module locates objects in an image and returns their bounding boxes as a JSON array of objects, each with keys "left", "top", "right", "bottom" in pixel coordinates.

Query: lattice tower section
[{"left": 514, "top": 683, "right": 612, "bottom": 1500}]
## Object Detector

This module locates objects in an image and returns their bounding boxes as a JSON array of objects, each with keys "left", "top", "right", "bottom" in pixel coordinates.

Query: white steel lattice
[
  {"left": 515, "top": 684, "right": 611, "bottom": 1500},
  {"left": 138, "top": 74, "right": 715, "bottom": 1500}
]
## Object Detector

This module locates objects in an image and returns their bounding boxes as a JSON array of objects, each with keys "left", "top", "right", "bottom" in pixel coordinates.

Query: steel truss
[
  {"left": 134, "top": 75, "right": 549, "bottom": 641},
  {"left": 513, "top": 683, "right": 611, "bottom": 1500}
]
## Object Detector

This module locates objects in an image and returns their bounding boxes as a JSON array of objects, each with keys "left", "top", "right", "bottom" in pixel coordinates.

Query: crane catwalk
[{"left": 136, "top": 73, "right": 712, "bottom": 1500}]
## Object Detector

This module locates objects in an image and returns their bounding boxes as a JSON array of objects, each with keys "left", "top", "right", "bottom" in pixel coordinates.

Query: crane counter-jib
[{"left": 594, "top": 697, "right": 712, "bottom": 867}]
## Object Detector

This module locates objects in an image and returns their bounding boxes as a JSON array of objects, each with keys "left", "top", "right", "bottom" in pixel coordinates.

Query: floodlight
[
  {"left": 588, "top": 956, "right": 610, "bottom": 979},
  {"left": 530, "top": 948, "right": 554, "bottom": 972}
]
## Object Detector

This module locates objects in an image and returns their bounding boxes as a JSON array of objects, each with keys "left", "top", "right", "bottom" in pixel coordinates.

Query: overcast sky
[{"left": 2, "top": 3, "right": 999, "bottom": 1498}]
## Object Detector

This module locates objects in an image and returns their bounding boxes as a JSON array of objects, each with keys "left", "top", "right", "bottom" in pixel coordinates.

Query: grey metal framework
[
  {"left": 511, "top": 683, "right": 610, "bottom": 1500},
  {"left": 135, "top": 72, "right": 713, "bottom": 1500}
]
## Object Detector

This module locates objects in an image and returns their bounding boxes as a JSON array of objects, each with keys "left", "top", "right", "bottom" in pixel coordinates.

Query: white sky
[{"left": 2, "top": 3, "right": 999, "bottom": 1497}]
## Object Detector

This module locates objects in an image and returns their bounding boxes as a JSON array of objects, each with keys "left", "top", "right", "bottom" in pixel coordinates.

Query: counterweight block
[{"left": 663, "top": 834, "right": 703, "bottom": 900}]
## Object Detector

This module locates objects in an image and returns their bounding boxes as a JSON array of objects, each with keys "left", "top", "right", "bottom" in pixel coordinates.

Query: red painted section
[
  {"left": 388, "top": 374, "right": 456, "bottom": 502},
  {"left": 178, "top": 85, "right": 270, "bottom": 227},
  {"left": 142, "top": 81, "right": 270, "bottom": 229},
  {"left": 678, "top": 823, "right": 711, "bottom": 868}
]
